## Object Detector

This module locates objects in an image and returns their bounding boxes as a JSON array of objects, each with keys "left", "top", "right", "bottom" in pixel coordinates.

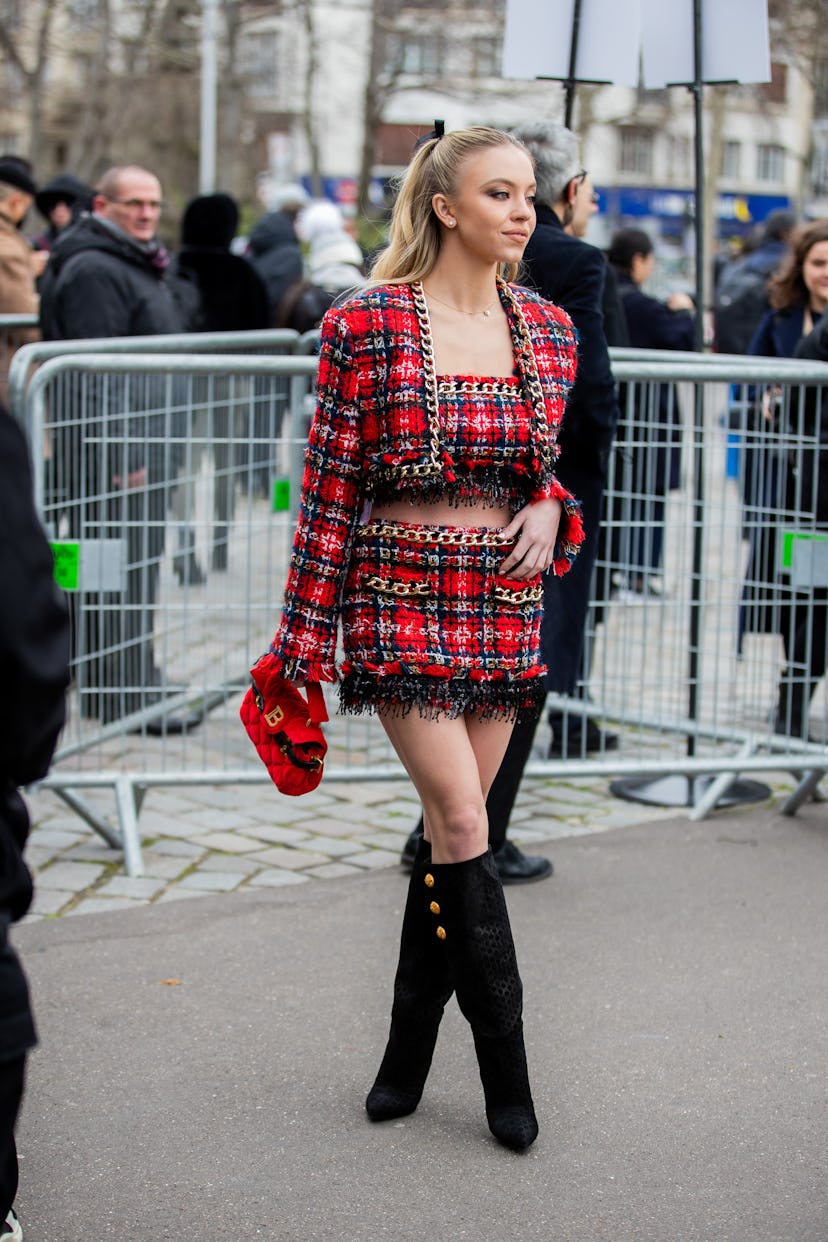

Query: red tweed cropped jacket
[{"left": 269, "top": 279, "right": 582, "bottom": 682}]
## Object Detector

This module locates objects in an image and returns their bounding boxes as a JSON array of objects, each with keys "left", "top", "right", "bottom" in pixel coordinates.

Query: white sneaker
[{"left": 2, "top": 1208, "right": 22, "bottom": 1241}]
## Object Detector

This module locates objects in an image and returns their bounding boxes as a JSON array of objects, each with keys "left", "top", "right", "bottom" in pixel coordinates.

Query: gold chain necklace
[{"left": 422, "top": 286, "right": 499, "bottom": 318}]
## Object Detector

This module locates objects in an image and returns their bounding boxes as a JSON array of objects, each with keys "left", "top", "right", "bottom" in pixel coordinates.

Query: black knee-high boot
[
  {"left": 366, "top": 839, "right": 454, "bottom": 1121},
  {"left": 428, "top": 850, "right": 538, "bottom": 1151}
]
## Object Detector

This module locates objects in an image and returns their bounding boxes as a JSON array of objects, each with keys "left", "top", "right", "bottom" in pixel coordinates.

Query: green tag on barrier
[
  {"left": 780, "top": 529, "right": 828, "bottom": 569},
  {"left": 51, "top": 541, "right": 80, "bottom": 591},
  {"left": 272, "top": 478, "right": 290, "bottom": 511}
]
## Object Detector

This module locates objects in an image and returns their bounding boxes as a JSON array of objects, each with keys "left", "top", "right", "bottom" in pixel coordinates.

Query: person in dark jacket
[
  {"left": 489, "top": 120, "right": 621, "bottom": 826},
  {"left": 0, "top": 406, "right": 70, "bottom": 1242},
  {"left": 246, "top": 203, "right": 304, "bottom": 325},
  {"left": 398, "top": 121, "right": 620, "bottom": 882},
  {"left": 607, "top": 227, "right": 694, "bottom": 590},
  {"left": 39, "top": 166, "right": 180, "bottom": 340},
  {"left": 713, "top": 209, "right": 795, "bottom": 355},
  {"left": 39, "top": 165, "right": 197, "bottom": 733},
  {"left": 31, "top": 172, "right": 94, "bottom": 254},
  {"left": 741, "top": 219, "right": 828, "bottom": 736},
  {"left": 168, "top": 192, "right": 271, "bottom": 580},
  {"left": 173, "top": 192, "right": 270, "bottom": 334}
]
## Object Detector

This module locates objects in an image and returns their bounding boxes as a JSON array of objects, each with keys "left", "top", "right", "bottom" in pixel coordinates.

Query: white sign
[
  {"left": 503, "top": 0, "right": 641, "bottom": 86},
  {"left": 502, "top": 0, "right": 770, "bottom": 88},
  {"left": 642, "top": 0, "right": 770, "bottom": 87}
]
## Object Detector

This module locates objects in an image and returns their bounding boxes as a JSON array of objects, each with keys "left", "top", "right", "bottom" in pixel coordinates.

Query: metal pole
[
  {"left": 563, "top": 0, "right": 583, "bottom": 128},
  {"left": 609, "top": 19, "right": 770, "bottom": 814},
  {"left": 200, "top": 0, "right": 219, "bottom": 193},
  {"left": 691, "top": 0, "right": 705, "bottom": 352},
  {"left": 686, "top": 0, "right": 705, "bottom": 753}
]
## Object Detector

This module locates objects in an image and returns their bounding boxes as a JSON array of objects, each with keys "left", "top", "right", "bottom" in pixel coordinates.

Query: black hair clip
[{"left": 414, "top": 120, "right": 445, "bottom": 150}]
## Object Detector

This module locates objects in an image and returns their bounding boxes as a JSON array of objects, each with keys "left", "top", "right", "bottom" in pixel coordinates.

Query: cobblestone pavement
[{"left": 22, "top": 759, "right": 812, "bottom": 921}]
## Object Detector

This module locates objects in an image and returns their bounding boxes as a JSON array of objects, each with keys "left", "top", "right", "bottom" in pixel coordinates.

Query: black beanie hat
[
  {"left": 180, "top": 193, "right": 239, "bottom": 249},
  {"left": 35, "top": 173, "right": 94, "bottom": 219},
  {"left": 0, "top": 158, "right": 37, "bottom": 196}
]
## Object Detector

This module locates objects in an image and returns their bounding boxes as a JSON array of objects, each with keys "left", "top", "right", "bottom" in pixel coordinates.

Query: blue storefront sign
[
  {"left": 300, "top": 176, "right": 386, "bottom": 211},
  {"left": 597, "top": 186, "right": 791, "bottom": 237}
]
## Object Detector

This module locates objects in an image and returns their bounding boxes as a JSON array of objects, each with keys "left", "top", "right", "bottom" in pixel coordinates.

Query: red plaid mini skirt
[{"left": 339, "top": 518, "right": 547, "bottom": 719}]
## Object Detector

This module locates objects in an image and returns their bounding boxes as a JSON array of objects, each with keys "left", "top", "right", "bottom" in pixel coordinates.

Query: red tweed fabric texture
[{"left": 268, "top": 279, "right": 582, "bottom": 714}]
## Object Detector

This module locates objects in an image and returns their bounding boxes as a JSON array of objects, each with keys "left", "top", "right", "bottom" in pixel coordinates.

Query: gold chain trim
[
  {"left": 411, "top": 282, "right": 444, "bottom": 476},
  {"left": 365, "top": 574, "right": 432, "bottom": 598},
  {"left": 411, "top": 280, "right": 555, "bottom": 481},
  {"left": 492, "top": 582, "right": 543, "bottom": 606},
  {"left": 360, "top": 519, "right": 513, "bottom": 548},
  {"left": 498, "top": 282, "right": 554, "bottom": 475},
  {"left": 437, "top": 378, "right": 520, "bottom": 397}
]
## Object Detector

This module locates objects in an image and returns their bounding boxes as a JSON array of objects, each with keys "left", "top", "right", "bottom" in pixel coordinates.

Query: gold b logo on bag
[{"left": 264, "top": 705, "right": 285, "bottom": 727}]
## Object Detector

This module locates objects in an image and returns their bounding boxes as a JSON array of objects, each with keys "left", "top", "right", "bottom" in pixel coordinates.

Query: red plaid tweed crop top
[{"left": 269, "top": 279, "right": 582, "bottom": 682}]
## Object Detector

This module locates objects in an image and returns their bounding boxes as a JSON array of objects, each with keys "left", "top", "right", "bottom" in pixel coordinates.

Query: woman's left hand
[{"left": 498, "top": 498, "right": 562, "bottom": 579}]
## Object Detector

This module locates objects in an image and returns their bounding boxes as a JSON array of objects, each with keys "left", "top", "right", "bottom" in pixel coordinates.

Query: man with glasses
[
  {"left": 40, "top": 166, "right": 199, "bottom": 733},
  {"left": 40, "top": 165, "right": 177, "bottom": 339}
]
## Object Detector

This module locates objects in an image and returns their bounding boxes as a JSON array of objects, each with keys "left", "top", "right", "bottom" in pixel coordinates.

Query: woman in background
[{"left": 745, "top": 220, "right": 828, "bottom": 736}]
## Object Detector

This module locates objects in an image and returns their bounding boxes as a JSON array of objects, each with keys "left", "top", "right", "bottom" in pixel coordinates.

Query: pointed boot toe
[
  {"left": 365, "top": 1081, "right": 423, "bottom": 1122},
  {"left": 486, "top": 1102, "right": 539, "bottom": 1150}
]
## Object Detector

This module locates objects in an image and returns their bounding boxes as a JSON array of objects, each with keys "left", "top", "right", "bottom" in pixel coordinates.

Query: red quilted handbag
[{"left": 240, "top": 655, "right": 329, "bottom": 796}]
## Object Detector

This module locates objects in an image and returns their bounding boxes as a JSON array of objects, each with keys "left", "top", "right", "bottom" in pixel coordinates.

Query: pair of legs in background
[{"left": 367, "top": 707, "right": 538, "bottom": 1151}]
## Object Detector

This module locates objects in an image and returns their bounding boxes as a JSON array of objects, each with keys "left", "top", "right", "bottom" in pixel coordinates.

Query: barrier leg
[
  {"left": 113, "top": 776, "right": 144, "bottom": 876},
  {"left": 781, "top": 770, "right": 827, "bottom": 816},
  {"left": 51, "top": 786, "right": 123, "bottom": 849},
  {"left": 688, "top": 743, "right": 758, "bottom": 821}
]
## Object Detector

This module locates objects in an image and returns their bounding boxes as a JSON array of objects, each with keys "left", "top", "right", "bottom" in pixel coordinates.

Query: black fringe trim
[{"left": 338, "top": 670, "right": 546, "bottom": 721}]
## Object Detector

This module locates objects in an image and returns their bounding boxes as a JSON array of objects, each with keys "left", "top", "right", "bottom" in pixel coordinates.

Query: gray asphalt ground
[{"left": 11, "top": 798, "right": 828, "bottom": 1242}]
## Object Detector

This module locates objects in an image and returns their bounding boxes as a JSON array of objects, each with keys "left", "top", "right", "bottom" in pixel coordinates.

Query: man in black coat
[
  {"left": 401, "top": 122, "right": 620, "bottom": 883},
  {"left": 0, "top": 406, "right": 70, "bottom": 1240},
  {"left": 39, "top": 166, "right": 197, "bottom": 732},
  {"left": 476, "top": 121, "right": 621, "bottom": 878},
  {"left": 40, "top": 165, "right": 181, "bottom": 340}
]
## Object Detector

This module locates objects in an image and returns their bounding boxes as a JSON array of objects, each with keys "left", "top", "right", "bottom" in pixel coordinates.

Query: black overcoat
[
  {"left": 0, "top": 409, "right": 70, "bottom": 1059},
  {"left": 520, "top": 205, "right": 620, "bottom": 694}
]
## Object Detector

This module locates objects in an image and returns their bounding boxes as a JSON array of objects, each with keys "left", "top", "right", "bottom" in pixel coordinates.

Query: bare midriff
[{"left": 369, "top": 497, "right": 512, "bottom": 529}]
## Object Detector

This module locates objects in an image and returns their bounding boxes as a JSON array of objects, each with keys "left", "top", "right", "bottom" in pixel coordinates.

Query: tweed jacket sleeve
[{"left": 268, "top": 308, "right": 366, "bottom": 681}]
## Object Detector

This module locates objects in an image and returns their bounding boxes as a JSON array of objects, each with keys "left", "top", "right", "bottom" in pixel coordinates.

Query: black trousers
[
  {"left": 0, "top": 1054, "right": 25, "bottom": 1218},
  {"left": 487, "top": 465, "right": 607, "bottom": 846}
]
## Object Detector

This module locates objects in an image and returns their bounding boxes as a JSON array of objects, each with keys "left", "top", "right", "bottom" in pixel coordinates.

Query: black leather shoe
[
  {"left": 492, "top": 841, "right": 553, "bottom": 884},
  {"left": 548, "top": 717, "right": 619, "bottom": 758}
]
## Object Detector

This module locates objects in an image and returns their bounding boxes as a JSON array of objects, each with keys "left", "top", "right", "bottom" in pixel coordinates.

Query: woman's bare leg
[{"left": 379, "top": 710, "right": 514, "bottom": 864}]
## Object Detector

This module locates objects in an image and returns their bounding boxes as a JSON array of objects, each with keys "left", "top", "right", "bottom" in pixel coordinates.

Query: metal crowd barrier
[
  {"left": 16, "top": 348, "right": 828, "bottom": 872},
  {"left": 8, "top": 327, "right": 300, "bottom": 420}
]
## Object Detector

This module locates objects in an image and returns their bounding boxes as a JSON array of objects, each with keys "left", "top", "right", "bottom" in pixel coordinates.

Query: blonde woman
[{"left": 266, "top": 126, "right": 582, "bottom": 1149}]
